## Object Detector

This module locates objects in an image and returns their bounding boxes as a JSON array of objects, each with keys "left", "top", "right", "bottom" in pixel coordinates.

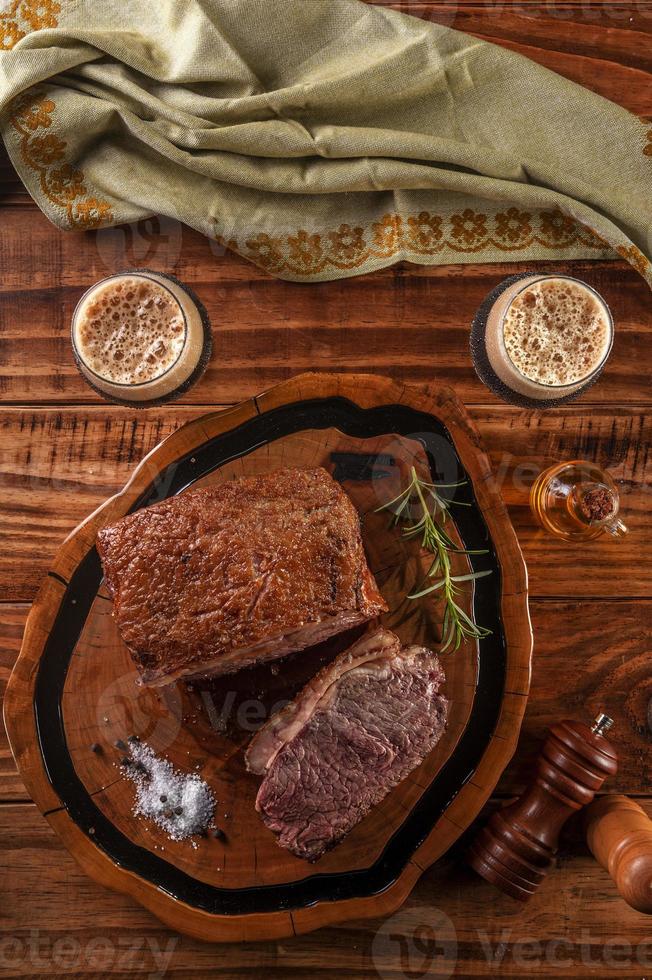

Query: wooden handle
[
  {"left": 585, "top": 795, "right": 652, "bottom": 914},
  {"left": 467, "top": 718, "right": 618, "bottom": 901}
]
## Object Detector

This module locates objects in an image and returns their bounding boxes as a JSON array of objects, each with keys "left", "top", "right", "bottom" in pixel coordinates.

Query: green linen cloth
[{"left": 1, "top": 0, "right": 650, "bottom": 284}]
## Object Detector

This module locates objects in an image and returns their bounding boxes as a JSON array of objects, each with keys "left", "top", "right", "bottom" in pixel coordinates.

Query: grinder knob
[
  {"left": 584, "top": 795, "right": 652, "bottom": 914},
  {"left": 467, "top": 715, "right": 618, "bottom": 901}
]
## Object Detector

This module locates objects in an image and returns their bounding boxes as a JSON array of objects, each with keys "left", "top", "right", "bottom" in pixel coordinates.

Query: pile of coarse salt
[{"left": 121, "top": 740, "right": 215, "bottom": 842}]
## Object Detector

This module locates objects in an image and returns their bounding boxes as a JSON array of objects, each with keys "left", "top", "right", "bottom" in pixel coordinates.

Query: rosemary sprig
[{"left": 376, "top": 466, "right": 492, "bottom": 653}]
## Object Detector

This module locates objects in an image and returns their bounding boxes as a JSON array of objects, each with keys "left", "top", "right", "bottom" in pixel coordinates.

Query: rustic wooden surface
[{"left": 1, "top": 0, "right": 651, "bottom": 975}]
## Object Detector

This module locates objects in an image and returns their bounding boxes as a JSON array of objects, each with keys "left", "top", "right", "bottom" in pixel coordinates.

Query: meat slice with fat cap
[{"left": 246, "top": 627, "right": 448, "bottom": 861}]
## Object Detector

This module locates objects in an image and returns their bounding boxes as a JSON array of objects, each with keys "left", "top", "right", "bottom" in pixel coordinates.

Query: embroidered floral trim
[
  {"left": 218, "top": 206, "right": 608, "bottom": 278},
  {"left": 617, "top": 243, "right": 651, "bottom": 277},
  {"left": 2, "top": 3, "right": 113, "bottom": 227},
  {"left": 0, "top": 0, "right": 60, "bottom": 50},
  {"left": 8, "top": 92, "right": 114, "bottom": 228}
]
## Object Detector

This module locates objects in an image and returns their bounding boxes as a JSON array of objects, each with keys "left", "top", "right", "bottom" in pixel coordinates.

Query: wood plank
[
  {"left": 2, "top": 799, "right": 652, "bottom": 977},
  {"left": 379, "top": 1, "right": 652, "bottom": 6},
  {"left": 500, "top": 598, "right": 652, "bottom": 797},
  {"left": 479, "top": 406, "right": 651, "bottom": 598},
  {"left": 1, "top": 405, "right": 649, "bottom": 602},
  {"left": 0, "top": 409, "right": 188, "bottom": 604},
  {"left": 2, "top": 598, "right": 649, "bottom": 802},
  {"left": 445, "top": 6, "right": 652, "bottom": 74},
  {"left": 0, "top": 219, "right": 649, "bottom": 406},
  {"left": 0, "top": 605, "right": 27, "bottom": 801}
]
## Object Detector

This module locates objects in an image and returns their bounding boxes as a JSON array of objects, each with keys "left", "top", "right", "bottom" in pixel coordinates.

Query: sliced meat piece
[
  {"left": 246, "top": 627, "right": 448, "bottom": 861},
  {"left": 97, "top": 466, "right": 387, "bottom": 686}
]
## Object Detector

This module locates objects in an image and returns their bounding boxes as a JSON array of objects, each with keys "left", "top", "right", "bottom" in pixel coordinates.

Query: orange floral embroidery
[
  {"left": 372, "top": 213, "right": 402, "bottom": 257},
  {"left": 495, "top": 207, "right": 532, "bottom": 244},
  {"left": 288, "top": 230, "right": 324, "bottom": 271},
  {"left": 8, "top": 93, "right": 114, "bottom": 229},
  {"left": 327, "top": 224, "right": 366, "bottom": 264},
  {"left": 47, "top": 164, "right": 86, "bottom": 201},
  {"left": 0, "top": 0, "right": 59, "bottom": 49},
  {"left": 70, "top": 197, "right": 113, "bottom": 228},
  {"left": 406, "top": 211, "right": 443, "bottom": 252},
  {"left": 219, "top": 206, "right": 611, "bottom": 278},
  {"left": 12, "top": 96, "right": 55, "bottom": 130},
  {"left": 243, "top": 232, "right": 284, "bottom": 272},
  {"left": 644, "top": 130, "right": 652, "bottom": 157},
  {"left": 539, "top": 209, "right": 580, "bottom": 246},
  {"left": 0, "top": 19, "right": 24, "bottom": 49},
  {"left": 21, "top": 0, "right": 61, "bottom": 31},
  {"left": 617, "top": 243, "right": 651, "bottom": 276},
  {"left": 2, "top": 5, "right": 113, "bottom": 227},
  {"left": 450, "top": 209, "right": 487, "bottom": 249},
  {"left": 24, "top": 132, "right": 66, "bottom": 167}
]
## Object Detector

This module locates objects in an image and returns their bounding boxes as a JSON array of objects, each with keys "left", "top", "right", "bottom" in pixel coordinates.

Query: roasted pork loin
[
  {"left": 97, "top": 467, "right": 387, "bottom": 686},
  {"left": 246, "top": 627, "right": 448, "bottom": 861}
]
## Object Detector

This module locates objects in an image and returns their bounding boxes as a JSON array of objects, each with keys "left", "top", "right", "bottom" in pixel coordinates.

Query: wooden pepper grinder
[
  {"left": 467, "top": 713, "right": 618, "bottom": 901},
  {"left": 584, "top": 795, "right": 652, "bottom": 913}
]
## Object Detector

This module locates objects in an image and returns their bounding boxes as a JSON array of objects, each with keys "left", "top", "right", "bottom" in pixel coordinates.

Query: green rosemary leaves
[{"left": 376, "top": 466, "right": 492, "bottom": 652}]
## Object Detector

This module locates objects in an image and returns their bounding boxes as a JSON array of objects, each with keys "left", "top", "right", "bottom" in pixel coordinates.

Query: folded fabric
[{"left": 1, "top": 0, "right": 650, "bottom": 284}]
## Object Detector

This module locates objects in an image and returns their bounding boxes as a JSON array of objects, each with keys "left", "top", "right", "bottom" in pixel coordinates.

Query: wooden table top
[{"left": 1, "top": 2, "right": 650, "bottom": 976}]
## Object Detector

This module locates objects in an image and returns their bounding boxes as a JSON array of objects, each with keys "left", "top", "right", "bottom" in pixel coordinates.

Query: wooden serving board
[{"left": 4, "top": 372, "right": 532, "bottom": 942}]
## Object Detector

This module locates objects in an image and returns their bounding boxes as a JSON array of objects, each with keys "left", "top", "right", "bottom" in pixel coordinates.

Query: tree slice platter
[{"left": 4, "top": 373, "right": 532, "bottom": 942}]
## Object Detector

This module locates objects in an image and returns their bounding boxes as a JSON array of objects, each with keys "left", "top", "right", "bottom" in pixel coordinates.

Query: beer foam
[
  {"left": 75, "top": 276, "right": 185, "bottom": 384},
  {"left": 502, "top": 279, "right": 610, "bottom": 387}
]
